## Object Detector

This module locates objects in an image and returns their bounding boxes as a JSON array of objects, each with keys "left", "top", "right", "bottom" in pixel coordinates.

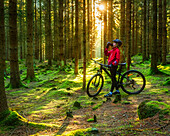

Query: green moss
[
  {"left": 92, "top": 103, "right": 103, "bottom": 110},
  {"left": 0, "top": 110, "right": 26, "bottom": 126},
  {"left": 138, "top": 100, "right": 170, "bottom": 120},
  {"left": 65, "top": 128, "right": 98, "bottom": 136},
  {"left": 87, "top": 118, "right": 94, "bottom": 122},
  {"left": 163, "top": 79, "right": 170, "bottom": 86},
  {"left": 0, "top": 110, "right": 10, "bottom": 122}
]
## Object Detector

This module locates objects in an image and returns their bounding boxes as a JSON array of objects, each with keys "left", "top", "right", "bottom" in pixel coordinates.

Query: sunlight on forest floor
[{"left": 2, "top": 54, "right": 170, "bottom": 136}]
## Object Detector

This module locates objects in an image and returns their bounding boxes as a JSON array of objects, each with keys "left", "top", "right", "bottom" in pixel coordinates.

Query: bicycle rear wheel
[
  {"left": 87, "top": 74, "right": 104, "bottom": 97},
  {"left": 120, "top": 70, "right": 146, "bottom": 94}
]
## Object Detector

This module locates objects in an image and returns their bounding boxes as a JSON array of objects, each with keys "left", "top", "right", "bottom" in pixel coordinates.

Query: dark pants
[{"left": 110, "top": 65, "right": 118, "bottom": 92}]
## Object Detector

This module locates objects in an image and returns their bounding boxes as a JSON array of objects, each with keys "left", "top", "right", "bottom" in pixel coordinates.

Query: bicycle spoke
[
  {"left": 87, "top": 74, "right": 104, "bottom": 97},
  {"left": 121, "top": 70, "right": 145, "bottom": 94}
]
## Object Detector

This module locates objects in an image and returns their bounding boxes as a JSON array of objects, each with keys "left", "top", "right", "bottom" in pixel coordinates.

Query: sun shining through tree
[{"left": 95, "top": 2, "right": 105, "bottom": 58}]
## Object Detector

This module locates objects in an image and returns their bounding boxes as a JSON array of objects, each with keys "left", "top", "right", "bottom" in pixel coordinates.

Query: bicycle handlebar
[
  {"left": 91, "top": 59, "right": 110, "bottom": 68},
  {"left": 91, "top": 59, "right": 126, "bottom": 67}
]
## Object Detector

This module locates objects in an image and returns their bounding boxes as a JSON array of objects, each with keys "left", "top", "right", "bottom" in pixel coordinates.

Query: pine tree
[
  {"left": 0, "top": 0, "right": 9, "bottom": 115},
  {"left": 83, "top": 0, "right": 86, "bottom": 89},
  {"left": 126, "top": 0, "right": 131, "bottom": 70},
  {"left": 59, "top": 0, "right": 64, "bottom": 67},
  {"left": 26, "top": 0, "right": 35, "bottom": 80},
  {"left": 74, "top": 0, "right": 79, "bottom": 74},
  {"left": 151, "top": 0, "right": 159, "bottom": 74},
  {"left": 162, "top": 0, "right": 167, "bottom": 65},
  {"left": 9, "top": 0, "right": 22, "bottom": 88}
]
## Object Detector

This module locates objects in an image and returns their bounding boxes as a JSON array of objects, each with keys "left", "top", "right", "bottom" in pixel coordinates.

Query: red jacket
[{"left": 104, "top": 47, "right": 120, "bottom": 65}]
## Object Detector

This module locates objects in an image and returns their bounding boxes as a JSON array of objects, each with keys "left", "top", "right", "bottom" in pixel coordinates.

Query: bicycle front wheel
[
  {"left": 87, "top": 74, "right": 104, "bottom": 97},
  {"left": 120, "top": 70, "right": 146, "bottom": 94}
]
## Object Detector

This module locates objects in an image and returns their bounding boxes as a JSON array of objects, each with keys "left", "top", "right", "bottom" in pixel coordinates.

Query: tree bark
[
  {"left": 53, "top": 0, "right": 58, "bottom": 61},
  {"left": 0, "top": 0, "right": 9, "bottom": 114},
  {"left": 162, "top": 0, "right": 167, "bottom": 65},
  {"left": 131, "top": 0, "right": 135, "bottom": 56},
  {"left": 74, "top": 0, "right": 79, "bottom": 74},
  {"left": 34, "top": 0, "right": 39, "bottom": 60},
  {"left": 9, "top": 0, "right": 22, "bottom": 88},
  {"left": 151, "top": 0, "right": 159, "bottom": 74},
  {"left": 26, "top": 0, "right": 35, "bottom": 80},
  {"left": 146, "top": 0, "right": 150, "bottom": 59},
  {"left": 120, "top": 0, "right": 125, "bottom": 63},
  {"left": 126, "top": 0, "right": 131, "bottom": 70},
  {"left": 143, "top": 0, "right": 147, "bottom": 61},
  {"left": 83, "top": 0, "right": 86, "bottom": 89},
  {"left": 39, "top": 0, "right": 43, "bottom": 62},
  {"left": 47, "top": 0, "right": 53, "bottom": 66},
  {"left": 104, "top": 0, "right": 107, "bottom": 64},
  {"left": 59, "top": 0, "right": 64, "bottom": 67}
]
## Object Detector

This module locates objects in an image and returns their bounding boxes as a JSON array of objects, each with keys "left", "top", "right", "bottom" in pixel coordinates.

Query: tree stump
[{"left": 113, "top": 94, "right": 121, "bottom": 103}]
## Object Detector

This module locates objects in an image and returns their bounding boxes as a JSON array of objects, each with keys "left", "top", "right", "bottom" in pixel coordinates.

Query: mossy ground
[{"left": 2, "top": 54, "right": 170, "bottom": 136}]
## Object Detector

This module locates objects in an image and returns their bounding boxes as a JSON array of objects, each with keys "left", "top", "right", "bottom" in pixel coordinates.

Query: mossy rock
[
  {"left": 73, "top": 101, "right": 81, "bottom": 109},
  {"left": 138, "top": 100, "right": 170, "bottom": 120}
]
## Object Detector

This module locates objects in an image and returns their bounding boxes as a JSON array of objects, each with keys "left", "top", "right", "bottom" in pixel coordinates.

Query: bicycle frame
[{"left": 98, "top": 65, "right": 124, "bottom": 88}]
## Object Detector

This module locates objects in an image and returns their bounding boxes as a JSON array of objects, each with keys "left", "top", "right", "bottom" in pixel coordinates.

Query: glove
[
  {"left": 106, "top": 42, "right": 112, "bottom": 48},
  {"left": 113, "top": 61, "right": 117, "bottom": 66}
]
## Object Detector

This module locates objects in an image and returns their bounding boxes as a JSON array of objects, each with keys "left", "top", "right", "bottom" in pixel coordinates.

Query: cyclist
[{"left": 104, "top": 39, "right": 122, "bottom": 97}]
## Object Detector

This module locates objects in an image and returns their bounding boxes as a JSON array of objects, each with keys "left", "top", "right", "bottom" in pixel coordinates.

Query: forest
[{"left": 0, "top": 0, "right": 170, "bottom": 135}]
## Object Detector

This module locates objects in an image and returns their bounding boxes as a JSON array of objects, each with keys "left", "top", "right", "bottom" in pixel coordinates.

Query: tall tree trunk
[
  {"left": 67, "top": 0, "right": 71, "bottom": 59},
  {"left": 83, "top": 0, "right": 86, "bottom": 89},
  {"left": 151, "top": 0, "right": 159, "bottom": 74},
  {"left": 19, "top": 0, "right": 23, "bottom": 60},
  {"left": 158, "top": 0, "right": 162, "bottom": 63},
  {"left": 53, "top": 0, "right": 58, "bottom": 61},
  {"left": 47, "top": 0, "right": 53, "bottom": 66},
  {"left": 87, "top": 0, "right": 90, "bottom": 61},
  {"left": 92, "top": 0, "right": 96, "bottom": 58},
  {"left": 74, "top": 0, "right": 79, "bottom": 74},
  {"left": 71, "top": 0, "right": 74, "bottom": 59},
  {"left": 131, "top": 0, "right": 135, "bottom": 56},
  {"left": 39, "top": 0, "right": 43, "bottom": 62},
  {"left": 135, "top": 0, "right": 139, "bottom": 55},
  {"left": 108, "top": 0, "right": 112, "bottom": 41},
  {"left": 146, "top": 0, "right": 150, "bottom": 59},
  {"left": 120, "top": 0, "right": 125, "bottom": 63},
  {"left": 26, "top": 0, "right": 35, "bottom": 80},
  {"left": 126, "top": 0, "right": 131, "bottom": 70},
  {"left": 34, "top": 0, "right": 39, "bottom": 60},
  {"left": 162, "top": 0, "right": 167, "bottom": 65},
  {"left": 143, "top": 0, "right": 147, "bottom": 61},
  {"left": 0, "top": 0, "right": 9, "bottom": 115},
  {"left": 9, "top": 0, "right": 22, "bottom": 88},
  {"left": 64, "top": 0, "right": 67, "bottom": 62},
  {"left": 140, "top": 9, "right": 143, "bottom": 54},
  {"left": 59, "top": 0, "right": 64, "bottom": 67},
  {"left": 89, "top": 0, "right": 92, "bottom": 59},
  {"left": 104, "top": 0, "right": 107, "bottom": 64},
  {"left": 45, "top": 1, "right": 48, "bottom": 60}
]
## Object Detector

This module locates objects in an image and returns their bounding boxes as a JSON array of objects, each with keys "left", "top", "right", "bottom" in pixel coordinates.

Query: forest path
[{"left": 3, "top": 56, "right": 170, "bottom": 136}]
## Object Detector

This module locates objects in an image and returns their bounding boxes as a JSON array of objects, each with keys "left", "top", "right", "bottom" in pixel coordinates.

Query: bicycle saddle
[{"left": 118, "top": 63, "right": 126, "bottom": 66}]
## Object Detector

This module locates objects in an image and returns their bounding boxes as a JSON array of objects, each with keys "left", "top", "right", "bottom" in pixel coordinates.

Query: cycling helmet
[{"left": 113, "top": 39, "right": 122, "bottom": 46}]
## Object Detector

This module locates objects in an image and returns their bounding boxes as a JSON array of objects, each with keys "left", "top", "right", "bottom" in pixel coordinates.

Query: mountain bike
[{"left": 87, "top": 59, "right": 146, "bottom": 97}]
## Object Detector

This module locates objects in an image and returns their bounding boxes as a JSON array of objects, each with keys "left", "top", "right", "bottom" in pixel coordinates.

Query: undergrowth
[{"left": 2, "top": 55, "right": 170, "bottom": 135}]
